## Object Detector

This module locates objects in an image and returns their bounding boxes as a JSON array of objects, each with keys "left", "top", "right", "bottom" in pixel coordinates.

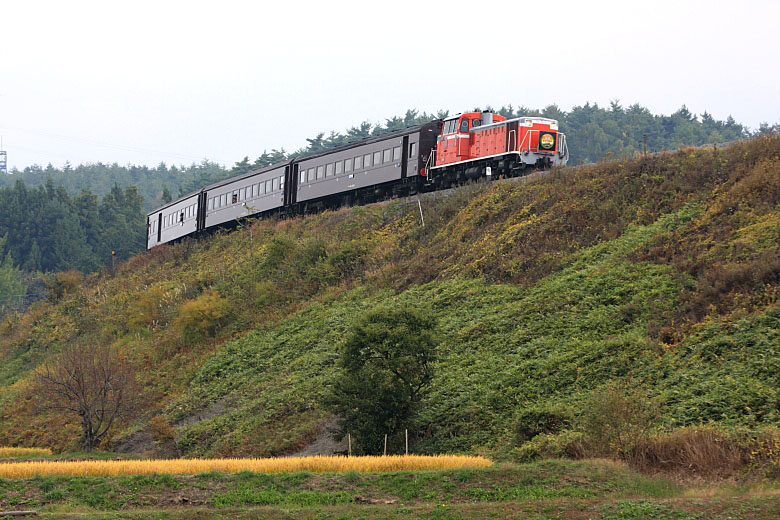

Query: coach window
[
  {"left": 344, "top": 158, "right": 352, "bottom": 172},
  {"left": 232, "top": 193, "right": 238, "bottom": 204},
  {"left": 273, "top": 177, "right": 279, "bottom": 191},
  {"left": 300, "top": 170, "right": 306, "bottom": 184},
  {"left": 460, "top": 118, "right": 469, "bottom": 133},
  {"left": 208, "top": 198, "right": 213, "bottom": 210},
  {"left": 382, "top": 149, "right": 391, "bottom": 163},
  {"left": 326, "top": 163, "right": 334, "bottom": 177},
  {"left": 354, "top": 155, "right": 363, "bottom": 169},
  {"left": 220, "top": 194, "right": 226, "bottom": 207},
  {"left": 279, "top": 175, "right": 285, "bottom": 189},
  {"left": 409, "top": 142, "right": 417, "bottom": 158},
  {"left": 393, "top": 146, "right": 401, "bottom": 161},
  {"left": 315, "top": 165, "right": 323, "bottom": 179},
  {"left": 374, "top": 151, "right": 381, "bottom": 166},
  {"left": 364, "top": 154, "right": 371, "bottom": 167},
  {"left": 335, "top": 161, "right": 343, "bottom": 175},
  {"left": 266, "top": 180, "right": 272, "bottom": 193}
]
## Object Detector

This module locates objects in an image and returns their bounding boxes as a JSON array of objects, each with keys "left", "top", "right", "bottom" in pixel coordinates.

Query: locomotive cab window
[
  {"left": 460, "top": 119, "right": 469, "bottom": 133},
  {"left": 472, "top": 118, "right": 482, "bottom": 128},
  {"left": 443, "top": 119, "right": 458, "bottom": 134}
]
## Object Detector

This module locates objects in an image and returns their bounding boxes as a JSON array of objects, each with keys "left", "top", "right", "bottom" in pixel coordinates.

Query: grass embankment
[
  {"left": 0, "top": 136, "right": 777, "bottom": 462},
  {"left": 0, "top": 460, "right": 778, "bottom": 519},
  {"left": 0, "top": 455, "right": 490, "bottom": 478}
]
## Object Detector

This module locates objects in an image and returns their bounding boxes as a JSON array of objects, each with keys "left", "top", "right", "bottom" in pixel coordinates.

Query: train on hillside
[{"left": 147, "top": 110, "right": 569, "bottom": 249}]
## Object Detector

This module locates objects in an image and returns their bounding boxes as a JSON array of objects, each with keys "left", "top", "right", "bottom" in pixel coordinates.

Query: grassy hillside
[{"left": 0, "top": 136, "right": 777, "bottom": 460}]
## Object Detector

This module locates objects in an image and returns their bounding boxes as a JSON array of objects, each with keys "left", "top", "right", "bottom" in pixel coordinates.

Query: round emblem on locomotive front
[{"left": 540, "top": 134, "right": 555, "bottom": 149}]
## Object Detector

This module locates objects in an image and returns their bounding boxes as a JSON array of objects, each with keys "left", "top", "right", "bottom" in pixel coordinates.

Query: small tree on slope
[
  {"left": 32, "top": 343, "right": 140, "bottom": 451},
  {"left": 325, "top": 307, "right": 438, "bottom": 455}
]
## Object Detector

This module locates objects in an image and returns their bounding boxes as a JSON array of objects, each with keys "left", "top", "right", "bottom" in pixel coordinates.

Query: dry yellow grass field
[
  {"left": 0, "top": 454, "right": 491, "bottom": 478},
  {"left": 0, "top": 447, "right": 52, "bottom": 458}
]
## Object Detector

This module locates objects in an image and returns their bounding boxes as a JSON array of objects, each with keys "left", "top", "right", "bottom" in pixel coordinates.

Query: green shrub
[
  {"left": 579, "top": 382, "right": 661, "bottom": 458},
  {"left": 253, "top": 280, "right": 277, "bottom": 308},
  {"left": 128, "top": 285, "right": 171, "bottom": 330},
  {"left": 44, "top": 270, "right": 82, "bottom": 302},
  {"left": 174, "top": 290, "right": 231, "bottom": 342},
  {"left": 513, "top": 430, "right": 586, "bottom": 462},
  {"left": 515, "top": 403, "right": 573, "bottom": 444}
]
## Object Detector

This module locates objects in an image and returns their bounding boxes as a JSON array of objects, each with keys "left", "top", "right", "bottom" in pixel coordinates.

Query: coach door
[{"left": 401, "top": 135, "right": 409, "bottom": 178}]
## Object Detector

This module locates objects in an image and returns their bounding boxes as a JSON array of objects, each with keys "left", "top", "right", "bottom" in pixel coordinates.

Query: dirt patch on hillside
[{"left": 288, "top": 417, "right": 346, "bottom": 457}]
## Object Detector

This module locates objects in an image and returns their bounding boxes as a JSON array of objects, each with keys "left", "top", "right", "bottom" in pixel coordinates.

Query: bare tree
[{"left": 32, "top": 343, "right": 140, "bottom": 451}]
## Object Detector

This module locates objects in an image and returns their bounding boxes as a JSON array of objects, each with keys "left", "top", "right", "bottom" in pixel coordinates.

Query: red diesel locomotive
[{"left": 424, "top": 111, "right": 568, "bottom": 185}]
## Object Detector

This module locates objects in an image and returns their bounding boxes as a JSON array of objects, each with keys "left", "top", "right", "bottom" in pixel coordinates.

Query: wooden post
[
  {"left": 348, "top": 433, "right": 351, "bottom": 457},
  {"left": 405, "top": 429, "right": 408, "bottom": 456},
  {"left": 384, "top": 434, "right": 387, "bottom": 456}
]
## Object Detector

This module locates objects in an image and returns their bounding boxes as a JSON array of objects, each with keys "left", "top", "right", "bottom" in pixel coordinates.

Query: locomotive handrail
[
  {"left": 519, "top": 129, "right": 533, "bottom": 152},
  {"left": 424, "top": 149, "right": 436, "bottom": 180}
]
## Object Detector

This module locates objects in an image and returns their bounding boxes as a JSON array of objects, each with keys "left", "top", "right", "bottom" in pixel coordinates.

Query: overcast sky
[{"left": 1, "top": 0, "right": 778, "bottom": 171}]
